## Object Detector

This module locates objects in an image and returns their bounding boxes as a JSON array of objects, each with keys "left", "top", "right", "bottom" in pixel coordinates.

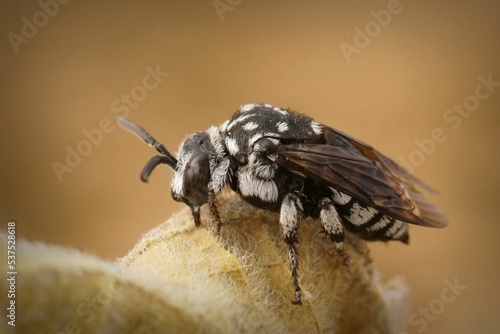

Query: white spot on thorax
[
  {"left": 227, "top": 114, "right": 253, "bottom": 131},
  {"left": 310, "top": 120, "right": 323, "bottom": 135},
  {"left": 243, "top": 121, "right": 259, "bottom": 131},
  {"left": 240, "top": 103, "right": 257, "bottom": 112},
  {"left": 276, "top": 121, "right": 289, "bottom": 133},
  {"left": 273, "top": 107, "right": 289, "bottom": 115}
]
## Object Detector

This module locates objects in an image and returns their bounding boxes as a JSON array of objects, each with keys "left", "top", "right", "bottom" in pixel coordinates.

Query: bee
[{"left": 118, "top": 103, "right": 448, "bottom": 305}]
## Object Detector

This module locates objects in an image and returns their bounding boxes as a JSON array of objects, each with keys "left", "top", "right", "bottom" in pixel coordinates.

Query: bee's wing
[
  {"left": 280, "top": 128, "right": 448, "bottom": 228},
  {"left": 324, "top": 127, "right": 438, "bottom": 194}
]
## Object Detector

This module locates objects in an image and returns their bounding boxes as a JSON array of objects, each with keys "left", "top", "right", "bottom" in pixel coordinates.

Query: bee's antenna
[{"left": 117, "top": 116, "right": 178, "bottom": 170}]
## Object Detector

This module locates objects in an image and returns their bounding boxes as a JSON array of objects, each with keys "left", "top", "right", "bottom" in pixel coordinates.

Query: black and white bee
[{"left": 118, "top": 103, "right": 448, "bottom": 305}]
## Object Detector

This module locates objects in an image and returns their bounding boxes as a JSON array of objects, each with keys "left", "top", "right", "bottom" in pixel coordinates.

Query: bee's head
[
  {"left": 118, "top": 116, "right": 220, "bottom": 226},
  {"left": 171, "top": 132, "right": 214, "bottom": 226}
]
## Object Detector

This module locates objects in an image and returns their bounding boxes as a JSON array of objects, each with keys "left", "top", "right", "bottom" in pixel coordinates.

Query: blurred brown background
[{"left": 1, "top": 1, "right": 499, "bottom": 333}]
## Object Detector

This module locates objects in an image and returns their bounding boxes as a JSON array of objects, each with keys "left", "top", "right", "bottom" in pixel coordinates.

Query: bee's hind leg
[{"left": 318, "top": 198, "right": 351, "bottom": 266}]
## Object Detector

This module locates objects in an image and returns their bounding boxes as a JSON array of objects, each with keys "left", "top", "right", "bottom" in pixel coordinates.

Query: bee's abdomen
[{"left": 330, "top": 188, "right": 409, "bottom": 243}]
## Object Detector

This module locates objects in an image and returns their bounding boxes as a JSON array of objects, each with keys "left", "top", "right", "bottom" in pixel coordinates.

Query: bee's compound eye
[
  {"left": 183, "top": 153, "right": 211, "bottom": 206},
  {"left": 235, "top": 153, "right": 248, "bottom": 166}
]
